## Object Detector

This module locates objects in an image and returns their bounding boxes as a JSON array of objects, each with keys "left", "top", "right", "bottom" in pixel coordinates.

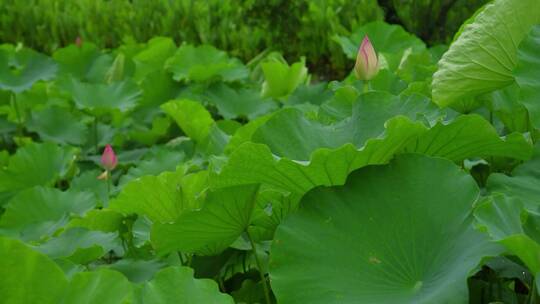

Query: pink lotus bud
[
  {"left": 100, "top": 144, "right": 117, "bottom": 171},
  {"left": 354, "top": 35, "right": 379, "bottom": 81},
  {"left": 75, "top": 36, "right": 82, "bottom": 48}
]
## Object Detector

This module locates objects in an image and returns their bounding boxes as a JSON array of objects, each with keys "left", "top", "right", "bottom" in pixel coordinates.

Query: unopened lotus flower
[
  {"left": 354, "top": 35, "right": 379, "bottom": 80},
  {"left": 100, "top": 144, "right": 117, "bottom": 171}
]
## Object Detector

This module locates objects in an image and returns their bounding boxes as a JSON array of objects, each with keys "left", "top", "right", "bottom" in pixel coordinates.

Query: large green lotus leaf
[
  {"left": 261, "top": 58, "right": 308, "bottom": 99},
  {"left": 133, "top": 37, "right": 176, "bottom": 82},
  {"left": 65, "top": 78, "right": 141, "bottom": 113},
  {"left": 402, "top": 114, "right": 532, "bottom": 162},
  {"left": 270, "top": 154, "right": 498, "bottom": 304},
  {"left": 110, "top": 170, "right": 194, "bottom": 223},
  {"left": 212, "top": 116, "right": 424, "bottom": 194},
  {"left": 432, "top": 0, "right": 540, "bottom": 108},
  {"left": 161, "top": 99, "right": 214, "bottom": 143},
  {"left": 334, "top": 21, "right": 425, "bottom": 71},
  {"left": 368, "top": 69, "right": 408, "bottom": 94},
  {"left": 206, "top": 83, "right": 278, "bottom": 120},
  {"left": 165, "top": 44, "right": 248, "bottom": 83},
  {"left": 488, "top": 144, "right": 540, "bottom": 210},
  {"left": 53, "top": 43, "right": 101, "bottom": 80},
  {"left": 515, "top": 25, "right": 540, "bottom": 129},
  {"left": 151, "top": 184, "right": 259, "bottom": 256},
  {"left": 35, "top": 227, "right": 120, "bottom": 264},
  {"left": 0, "top": 236, "right": 68, "bottom": 304},
  {"left": 475, "top": 195, "right": 540, "bottom": 273},
  {"left": 0, "top": 187, "right": 95, "bottom": 241},
  {"left": 26, "top": 106, "right": 88, "bottom": 145},
  {"left": 212, "top": 114, "right": 530, "bottom": 195},
  {"left": 139, "top": 266, "right": 234, "bottom": 304},
  {"left": 0, "top": 142, "right": 77, "bottom": 203},
  {"left": 0, "top": 48, "right": 57, "bottom": 93},
  {"left": 60, "top": 269, "right": 133, "bottom": 304},
  {"left": 139, "top": 70, "right": 179, "bottom": 107},
  {"left": 252, "top": 92, "right": 441, "bottom": 160}
]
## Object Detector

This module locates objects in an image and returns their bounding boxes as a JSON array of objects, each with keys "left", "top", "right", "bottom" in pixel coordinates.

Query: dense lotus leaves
[
  {"left": 53, "top": 43, "right": 102, "bottom": 80},
  {"left": 110, "top": 170, "right": 197, "bottom": 223},
  {"left": 261, "top": 58, "right": 309, "bottom": 99},
  {"left": 161, "top": 99, "right": 229, "bottom": 155},
  {"left": 0, "top": 236, "right": 68, "bottom": 304},
  {"left": 515, "top": 25, "right": 540, "bottom": 130},
  {"left": 128, "top": 114, "right": 171, "bottom": 146},
  {"left": 26, "top": 106, "right": 88, "bottom": 145},
  {"left": 0, "top": 48, "right": 57, "bottom": 93},
  {"left": 65, "top": 78, "right": 142, "bottom": 113},
  {"left": 165, "top": 44, "right": 248, "bottom": 83},
  {"left": 475, "top": 195, "right": 540, "bottom": 273},
  {"left": 252, "top": 92, "right": 441, "bottom": 160},
  {"left": 0, "top": 142, "right": 77, "bottom": 204},
  {"left": 71, "top": 170, "right": 109, "bottom": 205},
  {"left": 368, "top": 69, "right": 408, "bottom": 94},
  {"left": 132, "top": 37, "right": 176, "bottom": 81},
  {"left": 105, "top": 259, "right": 166, "bottom": 283},
  {"left": 334, "top": 21, "right": 426, "bottom": 71},
  {"left": 286, "top": 83, "right": 333, "bottom": 106},
  {"left": 488, "top": 145, "right": 540, "bottom": 210},
  {"left": 138, "top": 70, "right": 179, "bottom": 108},
  {"left": 162, "top": 99, "right": 214, "bottom": 143},
  {"left": 248, "top": 188, "right": 301, "bottom": 241},
  {"left": 485, "top": 83, "right": 529, "bottom": 133},
  {"left": 213, "top": 117, "right": 425, "bottom": 194},
  {"left": 213, "top": 113, "right": 530, "bottom": 194},
  {"left": 60, "top": 269, "right": 133, "bottom": 304},
  {"left": 224, "top": 114, "right": 273, "bottom": 154},
  {"left": 401, "top": 114, "right": 532, "bottom": 162},
  {"left": 432, "top": 0, "right": 540, "bottom": 108},
  {"left": 67, "top": 209, "right": 124, "bottom": 232},
  {"left": 0, "top": 82, "right": 54, "bottom": 124},
  {"left": 35, "top": 227, "right": 120, "bottom": 264},
  {"left": 206, "top": 83, "right": 278, "bottom": 120},
  {"left": 138, "top": 266, "right": 234, "bottom": 304},
  {"left": 151, "top": 184, "right": 259, "bottom": 256},
  {"left": 395, "top": 49, "right": 437, "bottom": 83},
  {"left": 0, "top": 187, "right": 95, "bottom": 241},
  {"left": 270, "top": 154, "right": 498, "bottom": 303},
  {"left": 317, "top": 85, "right": 358, "bottom": 123},
  {"left": 118, "top": 145, "right": 189, "bottom": 186}
]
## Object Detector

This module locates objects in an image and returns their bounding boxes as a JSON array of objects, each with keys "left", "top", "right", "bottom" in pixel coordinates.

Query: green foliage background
[{"left": 0, "top": 0, "right": 488, "bottom": 78}]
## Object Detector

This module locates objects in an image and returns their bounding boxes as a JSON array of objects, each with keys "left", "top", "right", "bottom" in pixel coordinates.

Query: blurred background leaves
[{"left": 0, "top": 0, "right": 488, "bottom": 79}]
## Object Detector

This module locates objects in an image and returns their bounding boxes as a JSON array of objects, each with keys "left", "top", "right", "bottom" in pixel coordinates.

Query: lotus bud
[
  {"left": 100, "top": 144, "right": 117, "bottom": 171},
  {"left": 105, "top": 53, "right": 125, "bottom": 84},
  {"left": 354, "top": 35, "right": 379, "bottom": 80}
]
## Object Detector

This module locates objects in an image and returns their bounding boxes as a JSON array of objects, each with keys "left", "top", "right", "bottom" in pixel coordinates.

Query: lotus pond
[{"left": 1, "top": 0, "right": 540, "bottom": 303}]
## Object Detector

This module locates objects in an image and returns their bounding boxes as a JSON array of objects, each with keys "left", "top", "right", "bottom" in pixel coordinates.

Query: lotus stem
[
  {"left": 246, "top": 229, "right": 272, "bottom": 304},
  {"left": 94, "top": 116, "right": 99, "bottom": 154},
  {"left": 11, "top": 92, "right": 22, "bottom": 134}
]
